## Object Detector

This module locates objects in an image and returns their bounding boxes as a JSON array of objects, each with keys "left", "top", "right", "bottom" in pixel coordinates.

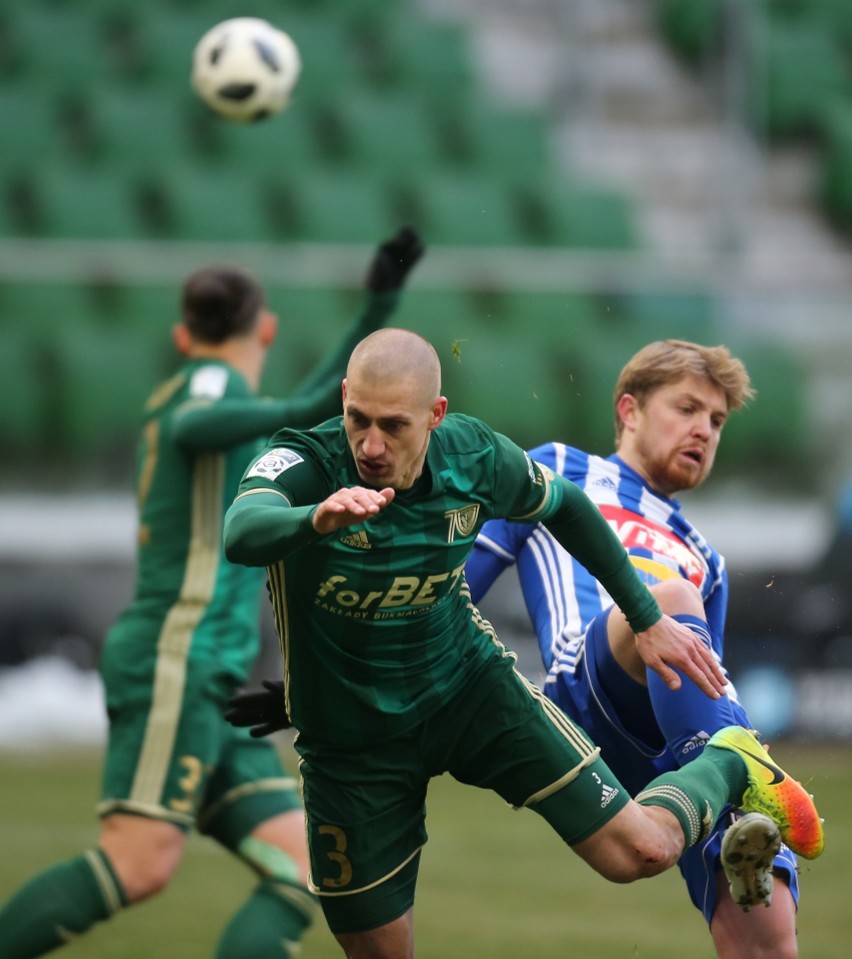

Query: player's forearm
[
  {"left": 291, "top": 291, "right": 400, "bottom": 398},
  {"left": 544, "top": 479, "right": 661, "bottom": 633},
  {"left": 223, "top": 492, "right": 319, "bottom": 566},
  {"left": 173, "top": 398, "right": 294, "bottom": 450}
]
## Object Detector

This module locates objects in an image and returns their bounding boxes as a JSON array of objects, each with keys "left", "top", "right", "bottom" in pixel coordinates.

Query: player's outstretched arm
[{"left": 288, "top": 227, "right": 426, "bottom": 415}]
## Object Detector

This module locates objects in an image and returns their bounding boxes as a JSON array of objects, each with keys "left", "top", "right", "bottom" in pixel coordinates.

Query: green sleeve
[
  {"left": 543, "top": 476, "right": 662, "bottom": 633},
  {"left": 174, "top": 291, "right": 400, "bottom": 451},
  {"left": 172, "top": 397, "right": 309, "bottom": 450},
  {"left": 286, "top": 289, "right": 400, "bottom": 418},
  {"left": 223, "top": 491, "right": 321, "bottom": 567}
]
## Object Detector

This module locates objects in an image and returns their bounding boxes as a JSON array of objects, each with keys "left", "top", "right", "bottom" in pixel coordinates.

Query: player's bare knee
[{"left": 651, "top": 577, "right": 704, "bottom": 618}]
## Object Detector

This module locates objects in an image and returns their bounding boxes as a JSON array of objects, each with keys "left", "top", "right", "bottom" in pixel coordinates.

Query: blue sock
[{"left": 646, "top": 613, "right": 737, "bottom": 765}]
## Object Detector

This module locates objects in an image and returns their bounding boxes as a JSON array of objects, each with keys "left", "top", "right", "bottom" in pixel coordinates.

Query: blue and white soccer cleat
[{"left": 721, "top": 812, "right": 781, "bottom": 911}]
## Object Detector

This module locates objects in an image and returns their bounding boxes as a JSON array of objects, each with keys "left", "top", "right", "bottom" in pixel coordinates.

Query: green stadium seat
[
  {"left": 109, "top": 283, "right": 179, "bottom": 334},
  {"left": 0, "top": 331, "right": 47, "bottom": 452},
  {"left": 6, "top": 7, "right": 116, "bottom": 93},
  {"left": 86, "top": 88, "right": 203, "bottom": 172},
  {"left": 281, "top": 15, "right": 363, "bottom": 105},
  {"left": 152, "top": 167, "right": 273, "bottom": 242},
  {"left": 206, "top": 105, "right": 326, "bottom": 175},
  {"left": 393, "top": 289, "right": 487, "bottom": 360},
  {"left": 0, "top": 88, "right": 71, "bottom": 180},
  {"left": 0, "top": 281, "right": 101, "bottom": 340},
  {"left": 497, "top": 292, "right": 600, "bottom": 350},
  {"left": 51, "top": 323, "right": 171, "bottom": 456},
  {"left": 745, "top": 14, "right": 851, "bottom": 140},
  {"left": 820, "top": 100, "right": 852, "bottom": 229},
  {"left": 447, "top": 101, "right": 555, "bottom": 177},
  {"left": 383, "top": 19, "right": 476, "bottom": 98},
  {"left": 532, "top": 179, "right": 639, "bottom": 249},
  {"left": 32, "top": 166, "right": 146, "bottom": 240},
  {"left": 713, "top": 345, "right": 810, "bottom": 471},
  {"left": 657, "top": 0, "right": 723, "bottom": 64},
  {"left": 280, "top": 171, "right": 399, "bottom": 243},
  {"left": 410, "top": 174, "right": 526, "bottom": 247},
  {"left": 338, "top": 93, "right": 450, "bottom": 175}
]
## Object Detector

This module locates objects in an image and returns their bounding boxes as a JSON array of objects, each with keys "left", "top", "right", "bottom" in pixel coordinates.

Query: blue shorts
[{"left": 542, "top": 610, "right": 799, "bottom": 923}]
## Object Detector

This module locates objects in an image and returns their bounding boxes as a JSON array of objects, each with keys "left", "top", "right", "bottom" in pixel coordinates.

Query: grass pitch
[{"left": 0, "top": 740, "right": 849, "bottom": 958}]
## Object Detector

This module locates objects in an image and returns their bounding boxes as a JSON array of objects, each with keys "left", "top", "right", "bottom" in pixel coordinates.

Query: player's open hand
[
  {"left": 312, "top": 486, "right": 396, "bottom": 534},
  {"left": 365, "top": 226, "right": 425, "bottom": 292},
  {"left": 635, "top": 615, "right": 727, "bottom": 699}
]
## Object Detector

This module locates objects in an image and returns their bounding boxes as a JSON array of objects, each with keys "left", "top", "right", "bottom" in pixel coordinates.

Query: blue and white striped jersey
[{"left": 468, "top": 442, "right": 728, "bottom": 672}]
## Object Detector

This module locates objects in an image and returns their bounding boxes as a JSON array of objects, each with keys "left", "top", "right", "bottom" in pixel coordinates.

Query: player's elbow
[{"left": 223, "top": 507, "right": 263, "bottom": 566}]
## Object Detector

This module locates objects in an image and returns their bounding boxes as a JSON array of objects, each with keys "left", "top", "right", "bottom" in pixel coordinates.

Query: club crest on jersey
[
  {"left": 247, "top": 447, "right": 304, "bottom": 480},
  {"left": 444, "top": 504, "right": 480, "bottom": 543}
]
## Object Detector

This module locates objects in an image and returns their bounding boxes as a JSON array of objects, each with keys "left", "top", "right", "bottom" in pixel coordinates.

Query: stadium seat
[
  {"left": 280, "top": 171, "right": 399, "bottom": 243},
  {"left": 206, "top": 104, "right": 325, "bottom": 175},
  {"left": 446, "top": 100, "right": 555, "bottom": 177},
  {"left": 712, "top": 344, "right": 810, "bottom": 471},
  {"left": 0, "top": 281, "right": 101, "bottom": 340},
  {"left": 0, "top": 331, "right": 48, "bottom": 452},
  {"left": 383, "top": 19, "right": 476, "bottom": 98},
  {"left": 5, "top": 7, "right": 117, "bottom": 93},
  {"left": 262, "top": 285, "right": 356, "bottom": 392},
  {"left": 744, "top": 12, "right": 851, "bottom": 140},
  {"left": 32, "top": 166, "right": 146, "bottom": 239},
  {"left": 0, "top": 88, "right": 72, "bottom": 181},
  {"left": 85, "top": 88, "right": 203, "bottom": 172},
  {"left": 51, "top": 323, "right": 171, "bottom": 456},
  {"left": 657, "top": 0, "right": 723, "bottom": 64},
  {"left": 152, "top": 167, "right": 273, "bottom": 242},
  {"left": 337, "top": 92, "right": 451, "bottom": 175},
  {"left": 531, "top": 178, "right": 639, "bottom": 249},
  {"left": 278, "top": 14, "right": 363, "bottom": 105},
  {"left": 409, "top": 174, "right": 526, "bottom": 247},
  {"left": 820, "top": 100, "right": 852, "bottom": 229}
]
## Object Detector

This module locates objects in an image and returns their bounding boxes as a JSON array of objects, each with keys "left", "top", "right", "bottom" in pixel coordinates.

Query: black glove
[
  {"left": 225, "top": 679, "right": 291, "bottom": 738},
  {"left": 365, "top": 226, "right": 425, "bottom": 292}
]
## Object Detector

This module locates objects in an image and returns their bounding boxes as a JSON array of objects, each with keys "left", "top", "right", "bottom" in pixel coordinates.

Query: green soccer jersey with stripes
[
  {"left": 105, "top": 291, "right": 400, "bottom": 689},
  {"left": 228, "top": 413, "right": 661, "bottom": 744}
]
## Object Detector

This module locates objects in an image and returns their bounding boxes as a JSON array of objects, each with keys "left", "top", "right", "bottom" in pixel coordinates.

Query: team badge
[
  {"left": 445, "top": 504, "right": 480, "bottom": 543},
  {"left": 247, "top": 447, "right": 304, "bottom": 480}
]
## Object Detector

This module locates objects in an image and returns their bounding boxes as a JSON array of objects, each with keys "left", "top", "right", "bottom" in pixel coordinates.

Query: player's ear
[
  {"left": 616, "top": 393, "right": 639, "bottom": 432},
  {"left": 172, "top": 324, "right": 193, "bottom": 356},
  {"left": 428, "top": 396, "right": 448, "bottom": 430},
  {"left": 258, "top": 309, "right": 277, "bottom": 347}
]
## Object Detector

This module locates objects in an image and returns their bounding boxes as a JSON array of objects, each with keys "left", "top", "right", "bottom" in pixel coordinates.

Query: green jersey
[
  {"left": 106, "top": 291, "right": 399, "bottom": 688},
  {"left": 228, "top": 414, "right": 660, "bottom": 744}
]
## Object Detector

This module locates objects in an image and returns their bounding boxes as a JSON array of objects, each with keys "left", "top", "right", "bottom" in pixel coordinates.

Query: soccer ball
[{"left": 191, "top": 17, "right": 301, "bottom": 123}]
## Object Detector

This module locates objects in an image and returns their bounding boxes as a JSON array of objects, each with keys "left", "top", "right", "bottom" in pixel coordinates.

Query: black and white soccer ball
[{"left": 191, "top": 17, "right": 301, "bottom": 123}]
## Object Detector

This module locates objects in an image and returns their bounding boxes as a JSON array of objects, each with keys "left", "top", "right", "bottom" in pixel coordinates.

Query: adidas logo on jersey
[
  {"left": 592, "top": 770, "right": 620, "bottom": 808},
  {"left": 600, "top": 783, "right": 620, "bottom": 808},
  {"left": 339, "top": 530, "right": 371, "bottom": 550},
  {"left": 592, "top": 476, "right": 618, "bottom": 489}
]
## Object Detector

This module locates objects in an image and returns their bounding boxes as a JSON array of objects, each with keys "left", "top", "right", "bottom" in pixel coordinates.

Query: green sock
[
  {"left": 0, "top": 848, "right": 127, "bottom": 959},
  {"left": 635, "top": 746, "right": 747, "bottom": 848},
  {"left": 215, "top": 878, "right": 316, "bottom": 959}
]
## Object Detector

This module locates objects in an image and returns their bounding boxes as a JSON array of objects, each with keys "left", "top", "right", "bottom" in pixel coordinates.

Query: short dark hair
[{"left": 180, "top": 266, "right": 264, "bottom": 344}]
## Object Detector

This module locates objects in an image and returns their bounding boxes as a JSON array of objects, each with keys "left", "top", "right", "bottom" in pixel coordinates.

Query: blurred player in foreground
[
  {"left": 0, "top": 229, "right": 424, "bottom": 959},
  {"left": 222, "top": 328, "right": 822, "bottom": 959},
  {"left": 466, "top": 339, "right": 803, "bottom": 958}
]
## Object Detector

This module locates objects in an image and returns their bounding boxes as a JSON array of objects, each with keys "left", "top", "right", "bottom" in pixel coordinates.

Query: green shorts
[
  {"left": 296, "top": 656, "right": 629, "bottom": 933},
  {"left": 99, "top": 639, "right": 301, "bottom": 850}
]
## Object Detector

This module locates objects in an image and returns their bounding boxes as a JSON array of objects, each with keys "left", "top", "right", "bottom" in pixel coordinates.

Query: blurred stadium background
[
  {"left": 3, "top": 0, "right": 852, "bottom": 739},
  {"left": 2, "top": 0, "right": 852, "bottom": 953}
]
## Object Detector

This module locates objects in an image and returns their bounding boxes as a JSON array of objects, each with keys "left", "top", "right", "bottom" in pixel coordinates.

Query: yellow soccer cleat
[{"left": 707, "top": 726, "right": 824, "bottom": 860}]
